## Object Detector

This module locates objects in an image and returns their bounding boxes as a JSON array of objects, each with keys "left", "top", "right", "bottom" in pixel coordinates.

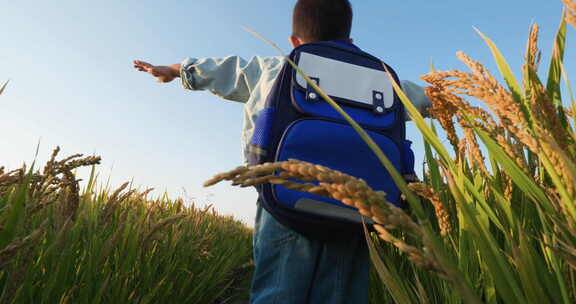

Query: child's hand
[{"left": 133, "top": 60, "right": 181, "bottom": 83}]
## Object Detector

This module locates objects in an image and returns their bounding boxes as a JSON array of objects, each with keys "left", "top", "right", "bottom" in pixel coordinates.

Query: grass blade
[
  {"left": 474, "top": 28, "right": 524, "bottom": 101},
  {"left": 363, "top": 224, "right": 414, "bottom": 304},
  {"left": 472, "top": 125, "right": 551, "bottom": 209},
  {"left": 0, "top": 174, "right": 29, "bottom": 248},
  {"left": 0, "top": 80, "right": 9, "bottom": 96},
  {"left": 546, "top": 13, "right": 567, "bottom": 105},
  {"left": 444, "top": 167, "right": 526, "bottom": 303}
]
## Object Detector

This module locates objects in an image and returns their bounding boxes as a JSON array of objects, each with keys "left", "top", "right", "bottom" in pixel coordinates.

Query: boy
[{"left": 134, "top": 1, "right": 430, "bottom": 303}]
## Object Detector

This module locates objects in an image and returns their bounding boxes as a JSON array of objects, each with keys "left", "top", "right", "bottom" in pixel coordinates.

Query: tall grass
[
  {"left": 0, "top": 148, "right": 252, "bottom": 303},
  {"left": 209, "top": 3, "right": 576, "bottom": 303}
]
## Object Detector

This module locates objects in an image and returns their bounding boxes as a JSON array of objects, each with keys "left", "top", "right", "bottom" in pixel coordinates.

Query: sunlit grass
[{"left": 0, "top": 149, "right": 252, "bottom": 303}]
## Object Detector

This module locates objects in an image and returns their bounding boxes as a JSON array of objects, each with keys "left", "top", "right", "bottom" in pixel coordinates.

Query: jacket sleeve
[
  {"left": 180, "top": 56, "right": 285, "bottom": 103},
  {"left": 400, "top": 80, "right": 432, "bottom": 121}
]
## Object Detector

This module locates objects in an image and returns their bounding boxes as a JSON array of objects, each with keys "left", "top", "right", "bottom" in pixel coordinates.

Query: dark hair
[{"left": 292, "top": 0, "right": 353, "bottom": 42}]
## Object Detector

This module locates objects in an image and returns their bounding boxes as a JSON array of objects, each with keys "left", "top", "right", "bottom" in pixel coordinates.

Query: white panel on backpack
[{"left": 295, "top": 52, "right": 395, "bottom": 108}]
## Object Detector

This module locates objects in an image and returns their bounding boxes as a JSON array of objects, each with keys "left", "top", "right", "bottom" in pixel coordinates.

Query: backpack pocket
[
  {"left": 291, "top": 50, "right": 400, "bottom": 130},
  {"left": 273, "top": 119, "right": 403, "bottom": 223}
]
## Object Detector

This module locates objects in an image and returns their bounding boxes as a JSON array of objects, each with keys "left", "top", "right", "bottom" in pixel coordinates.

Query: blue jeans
[{"left": 250, "top": 204, "right": 369, "bottom": 304}]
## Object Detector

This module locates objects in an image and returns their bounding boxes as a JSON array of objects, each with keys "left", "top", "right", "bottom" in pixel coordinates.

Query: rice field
[
  {"left": 1, "top": 1, "right": 576, "bottom": 303},
  {"left": 0, "top": 148, "right": 253, "bottom": 303}
]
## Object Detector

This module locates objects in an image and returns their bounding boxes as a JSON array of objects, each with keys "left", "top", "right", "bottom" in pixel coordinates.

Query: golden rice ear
[
  {"left": 420, "top": 58, "right": 533, "bottom": 173},
  {"left": 562, "top": 0, "right": 576, "bottom": 27},
  {"left": 408, "top": 183, "right": 452, "bottom": 236},
  {"left": 204, "top": 159, "right": 452, "bottom": 276},
  {"left": 525, "top": 24, "right": 541, "bottom": 72},
  {"left": 454, "top": 52, "right": 538, "bottom": 154}
]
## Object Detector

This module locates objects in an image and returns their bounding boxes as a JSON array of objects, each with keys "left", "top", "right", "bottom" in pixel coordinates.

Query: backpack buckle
[
  {"left": 373, "top": 90, "right": 385, "bottom": 114},
  {"left": 306, "top": 77, "right": 321, "bottom": 102}
]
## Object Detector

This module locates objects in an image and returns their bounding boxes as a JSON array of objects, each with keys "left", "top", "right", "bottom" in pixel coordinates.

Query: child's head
[{"left": 290, "top": 0, "right": 353, "bottom": 47}]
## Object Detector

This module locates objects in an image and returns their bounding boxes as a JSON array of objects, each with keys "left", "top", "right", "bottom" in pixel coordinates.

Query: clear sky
[{"left": 1, "top": 1, "right": 573, "bottom": 226}]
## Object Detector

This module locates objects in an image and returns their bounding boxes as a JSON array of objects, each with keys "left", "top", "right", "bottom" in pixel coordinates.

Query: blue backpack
[{"left": 248, "top": 41, "right": 415, "bottom": 240}]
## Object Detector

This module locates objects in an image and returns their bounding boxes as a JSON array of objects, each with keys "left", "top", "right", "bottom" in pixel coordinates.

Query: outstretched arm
[
  {"left": 133, "top": 61, "right": 181, "bottom": 83},
  {"left": 179, "top": 56, "right": 285, "bottom": 103},
  {"left": 133, "top": 57, "right": 429, "bottom": 113},
  {"left": 134, "top": 56, "right": 284, "bottom": 103},
  {"left": 400, "top": 80, "right": 432, "bottom": 121}
]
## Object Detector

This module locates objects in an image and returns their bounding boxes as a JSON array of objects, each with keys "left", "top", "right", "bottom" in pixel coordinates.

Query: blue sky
[{"left": 1, "top": 1, "right": 573, "bottom": 225}]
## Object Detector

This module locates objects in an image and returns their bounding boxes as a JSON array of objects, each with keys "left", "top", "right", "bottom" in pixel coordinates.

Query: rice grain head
[
  {"left": 408, "top": 183, "right": 452, "bottom": 236},
  {"left": 205, "top": 159, "right": 453, "bottom": 276},
  {"left": 455, "top": 52, "right": 538, "bottom": 153},
  {"left": 420, "top": 64, "right": 531, "bottom": 172},
  {"left": 537, "top": 129, "right": 576, "bottom": 200},
  {"left": 524, "top": 24, "right": 541, "bottom": 74},
  {"left": 142, "top": 213, "right": 188, "bottom": 248},
  {"left": 563, "top": 0, "right": 576, "bottom": 27},
  {"left": 0, "top": 222, "right": 46, "bottom": 269}
]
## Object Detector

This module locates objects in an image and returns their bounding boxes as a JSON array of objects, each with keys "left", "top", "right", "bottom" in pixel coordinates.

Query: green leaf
[
  {"left": 424, "top": 133, "right": 442, "bottom": 193},
  {"left": 537, "top": 145, "right": 576, "bottom": 219},
  {"left": 0, "top": 173, "right": 29, "bottom": 248},
  {"left": 546, "top": 13, "right": 567, "bottom": 106},
  {"left": 446, "top": 167, "right": 526, "bottom": 303},
  {"left": 363, "top": 224, "right": 415, "bottom": 304},
  {"left": 474, "top": 28, "right": 524, "bottom": 102},
  {"left": 472, "top": 126, "right": 552, "bottom": 210},
  {"left": 459, "top": 170, "right": 508, "bottom": 233},
  {"left": 476, "top": 28, "right": 540, "bottom": 140},
  {"left": 489, "top": 183, "right": 514, "bottom": 227},
  {"left": 560, "top": 60, "right": 575, "bottom": 105},
  {"left": 515, "top": 234, "right": 553, "bottom": 303}
]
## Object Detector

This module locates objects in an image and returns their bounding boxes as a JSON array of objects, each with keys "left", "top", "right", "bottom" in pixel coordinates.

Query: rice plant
[
  {"left": 0, "top": 80, "right": 8, "bottom": 96},
  {"left": 0, "top": 148, "right": 253, "bottom": 303},
  {"left": 208, "top": 3, "right": 576, "bottom": 303}
]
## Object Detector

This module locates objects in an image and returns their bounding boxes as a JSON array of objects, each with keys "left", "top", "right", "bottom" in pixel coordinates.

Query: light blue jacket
[{"left": 180, "top": 55, "right": 431, "bottom": 164}]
